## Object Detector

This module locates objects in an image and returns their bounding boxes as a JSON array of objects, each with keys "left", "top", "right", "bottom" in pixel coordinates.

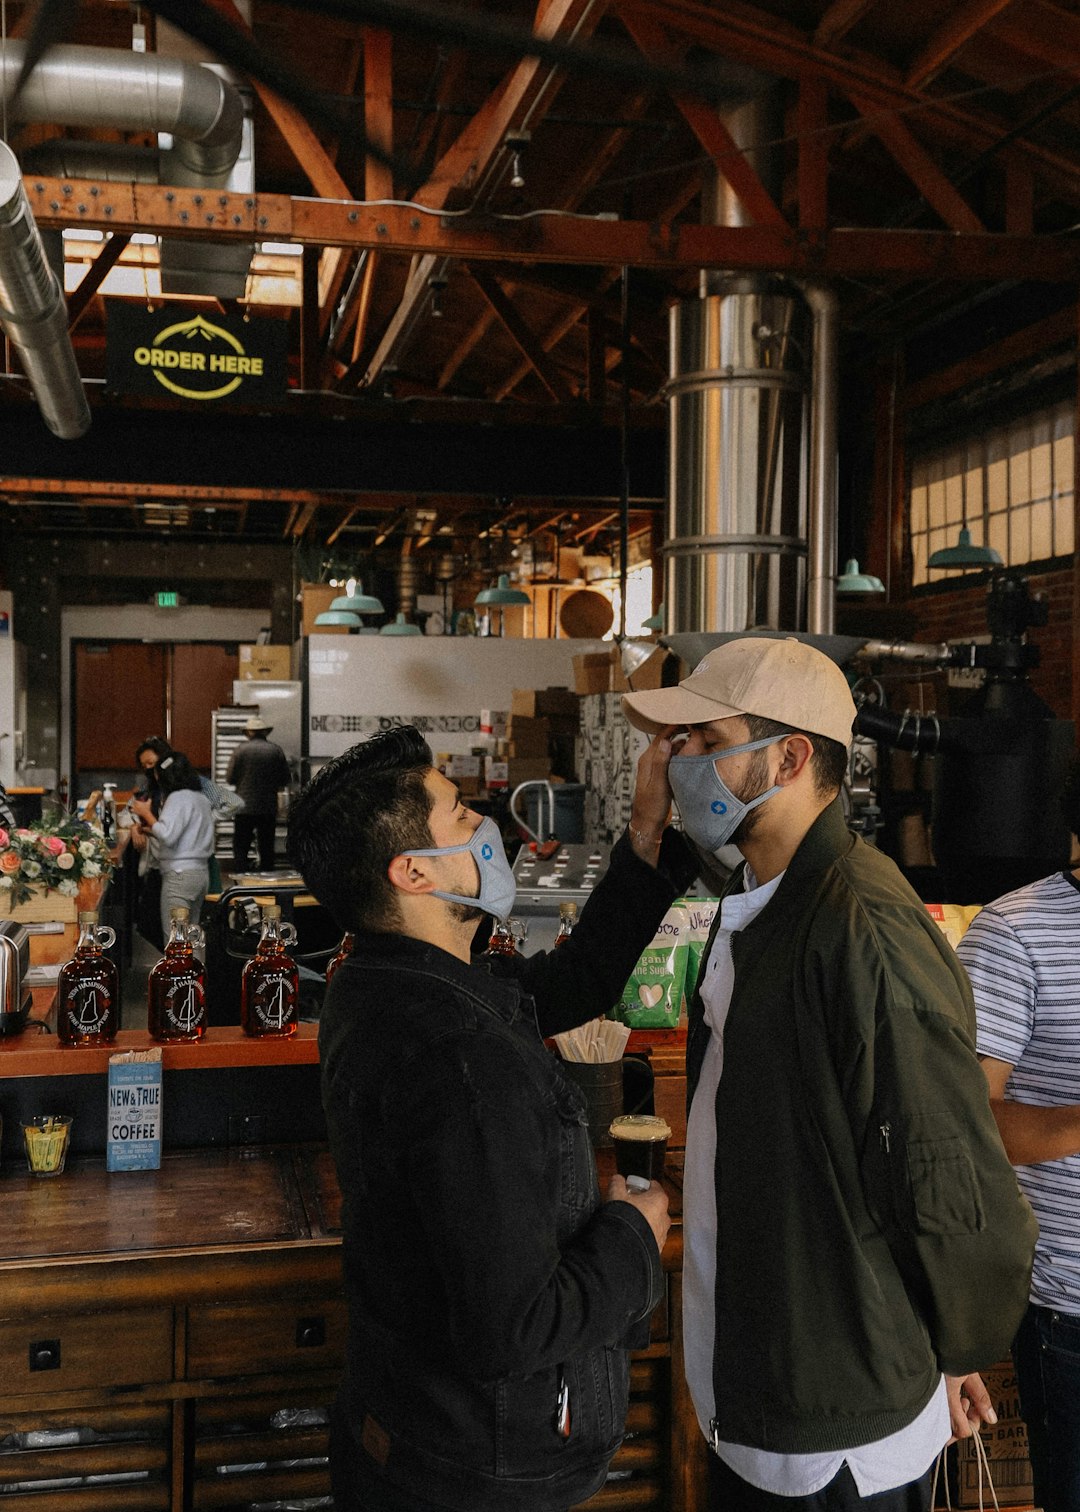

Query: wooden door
[
  {"left": 75, "top": 642, "right": 167, "bottom": 771},
  {"left": 170, "top": 644, "right": 239, "bottom": 769}
]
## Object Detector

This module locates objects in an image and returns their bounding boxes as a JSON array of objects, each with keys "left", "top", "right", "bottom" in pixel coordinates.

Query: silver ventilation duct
[
  {"left": 665, "top": 83, "right": 841, "bottom": 641},
  {"left": 2, "top": 42, "right": 242, "bottom": 181},
  {"left": 11, "top": 41, "right": 251, "bottom": 298},
  {"left": 0, "top": 140, "right": 89, "bottom": 439}
]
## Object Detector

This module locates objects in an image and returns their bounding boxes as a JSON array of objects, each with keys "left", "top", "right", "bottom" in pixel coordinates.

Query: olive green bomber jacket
[{"left": 686, "top": 800, "right": 1037, "bottom": 1455}]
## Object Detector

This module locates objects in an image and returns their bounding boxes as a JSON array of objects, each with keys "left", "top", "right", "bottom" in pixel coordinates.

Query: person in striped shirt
[{"left": 958, "top": 757, "right": 1080, "bottom": 1512}]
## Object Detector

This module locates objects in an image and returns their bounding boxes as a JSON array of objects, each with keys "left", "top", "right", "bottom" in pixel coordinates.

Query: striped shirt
[{"left": 958, "top": 870, "right": 1080, "bottom": 1311}]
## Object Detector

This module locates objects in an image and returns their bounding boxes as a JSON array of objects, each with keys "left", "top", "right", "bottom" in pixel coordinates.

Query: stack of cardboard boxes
[{"left": 440, "top": 687, "right": 581, "bottom": 798}]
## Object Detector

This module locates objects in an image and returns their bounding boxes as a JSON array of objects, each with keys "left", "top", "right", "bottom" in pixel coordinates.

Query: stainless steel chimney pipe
[
  {"left": 802, "top": 283, "right": 839, "bottom": 636},
  {"left": 0, "top": 141, "right": 89, "bottom": 440},
  {"left": 0, "top": 42, "right": 242, "bottom": 182}
]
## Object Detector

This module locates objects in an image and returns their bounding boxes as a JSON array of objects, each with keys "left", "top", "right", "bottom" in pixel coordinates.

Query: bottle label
[
  {"left": 66, "top": 983, "right": 112, "bottom": 1035},
  {"left": 162, "top": 978, "right": 205, "bottom": 1035},
  {"left": 251, "top": 971, "right": 297, "bottom": 1030}
]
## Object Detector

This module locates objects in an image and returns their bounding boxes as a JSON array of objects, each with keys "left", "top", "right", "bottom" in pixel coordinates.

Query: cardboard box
[
  {"left": 626, "top": 646, "right": 667, "bottom": 691},
  {"left": 480, "top": 709, "right": 509, "bottom": 741},
  {"left": 506, "top": 758, "right": 553, "bottom": 788},
  {"left": 572, "top": 650, "right": 628, "bottom": 695},
  {"left": 301, "top": 583, "right": 347, "bottom": 635},
  {"left": 955, "top": 1360, "right": 1034, "bottom": 1507},
  {"left": 511, "top": 687, "right": 579, "bottom": 720},
  {"left": 239, "top": 644, "right": 292, "bottom": 681},
  {"left": 485, "top": 759, "right": 509, "bottom": 789},
  {"left": 507, "top": 715, "right": 551, "bottom": 757}
]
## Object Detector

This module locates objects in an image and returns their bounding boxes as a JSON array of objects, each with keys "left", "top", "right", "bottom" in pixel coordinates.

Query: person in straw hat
[
  {"left": 623, "top": 635, "right": 1035, "bottom": 1512},
  {"left": 226, "top": 713, "right": 291, "bottom": 873}
]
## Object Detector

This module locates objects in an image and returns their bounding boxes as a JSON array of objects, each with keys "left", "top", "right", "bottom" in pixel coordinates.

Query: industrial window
[{"left": 908, "top": 400, "right": 1075, "bottom": 586}]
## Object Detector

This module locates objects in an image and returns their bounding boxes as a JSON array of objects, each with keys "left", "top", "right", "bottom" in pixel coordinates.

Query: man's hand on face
[{"left": 628, "top": 726, "right": 677, "bottom": 864}]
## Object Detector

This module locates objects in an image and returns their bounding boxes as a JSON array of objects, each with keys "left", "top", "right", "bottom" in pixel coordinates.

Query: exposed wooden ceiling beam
[
  {"left": 814, "top": 0, "right": 877, "bottom": 49},
  {"left": 905, "top": 0, "right": 1016, "bottom": 90},
  {"left": 364, "top": 27, "right": 395, "bottom": 203},
  {"left": 467, "top": 267, "right": 575, "bottom": 402},
  {"left": 619, "top": 9, "right": 788, "bottom": 228},
  {"left": 991, "top": 1, "right": 1080, "bottom": 76},
  {"left": 797, "top": 78, "right": 830, "bottom": 228},
  {"left": 624, "top": 0, "right": 1080, "bottom": 195},
  {"left": 844, "top": 91, "right": 986, "bottom": 231},
  {"left": 67, "top": 233, "right": 130, "bottom": 330},
  {"left": 26, "top": 178, "right": 1080, "bottom": 280}
]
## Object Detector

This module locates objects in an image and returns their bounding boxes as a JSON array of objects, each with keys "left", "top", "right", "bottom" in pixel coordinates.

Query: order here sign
[{"left": 107, "top": 305, "right": 288, "bottom": 404}]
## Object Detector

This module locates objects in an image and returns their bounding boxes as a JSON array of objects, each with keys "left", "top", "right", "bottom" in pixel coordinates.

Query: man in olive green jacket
[{"left": 624, "top": 637, "right": 1036, "bottom": 1512}]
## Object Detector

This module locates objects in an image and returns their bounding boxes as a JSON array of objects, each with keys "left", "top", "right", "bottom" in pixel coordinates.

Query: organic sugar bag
[
  {"left": 614, "top": 903, "right": 689, "bottom": 1030},
  {"left": 683, "top": 898, "right": 720, "bottom": 1006}
]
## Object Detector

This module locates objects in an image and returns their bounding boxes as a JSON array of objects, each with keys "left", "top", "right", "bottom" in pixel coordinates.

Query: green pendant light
[
  {"left": 642, "top": 604, "right": 665, "bottom": 631},
  {"left": 927, "top": 527, "right": 1002, "bottom": 570},
  {"left": 330, "top": 586, "right": 385, "bottom": 614},
  {"left": 836, "top": 559, "right": 885, "bottom": 594},
  {"left": 474, "top": 573, "right": 531, "bottom": 607},
  {"left": 314, "top": 609, "right": 364, "bottom": 628},
  {"left": 379, "top": 612, "right": 423, "bottom": 636}
]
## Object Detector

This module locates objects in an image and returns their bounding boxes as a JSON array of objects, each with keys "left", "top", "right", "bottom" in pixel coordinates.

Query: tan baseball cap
[{"left": 622, "top": 636, "right": 857, "bottom": 748}]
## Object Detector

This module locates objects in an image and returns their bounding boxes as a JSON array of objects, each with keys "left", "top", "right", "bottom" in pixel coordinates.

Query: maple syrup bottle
[
  {"left": 148, "top": 907, "right": 208, "bottom": 1043},
  {"left": 325, "top": 932, "right": 355, "bottom": 985},
  {"left": 483, "top": 919, "right": 518, "bottom": 958},
  {"left": 241, "top": 904, "right": 299, "bottom": 1038},
  {"left": 553, "top": 901, "right": 578, "bottom": 947},
  {"left": 57, "top": 912, "right": 119, "bottom": 1047}
]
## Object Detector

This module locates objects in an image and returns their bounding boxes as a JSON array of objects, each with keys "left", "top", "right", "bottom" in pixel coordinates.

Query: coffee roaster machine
[{"left": 664, "top": 570, "right": 1075, "bottom": 906}]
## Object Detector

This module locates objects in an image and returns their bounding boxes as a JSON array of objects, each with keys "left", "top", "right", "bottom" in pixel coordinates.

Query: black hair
[
  {"left": 286, "top": 726, "right": 436, "bottom": 933},
  {"left": 135, "top": 736, "right": 172, "bottom": 769},
  {"left": 742, "top": 713, "right": 850, "bottom": 798},
  {"left": 156, "top": 750, "right": 202, "bottom": 798}
]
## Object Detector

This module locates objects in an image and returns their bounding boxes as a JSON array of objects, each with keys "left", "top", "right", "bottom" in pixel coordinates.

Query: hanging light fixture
[
  {"left": 927, "top": 527, "right": 1003, "bottom": 571},
  {"left": 379, "top": 612, "right": 423, "bottom": 637},
  {"left": 836, "top": 559, "right": 886, "bottom": 594},
  {"left": 330, "top": 584, "right": 385, "bottom": 614},
  {"left": 474, "top": 573, "right": 531, "bottom": 637},
  {"left": 642, "top": 604, "right": 664, "bottom": 631},
  {"left": 314, "top": 609, "right": 364, "bottom": 629}
]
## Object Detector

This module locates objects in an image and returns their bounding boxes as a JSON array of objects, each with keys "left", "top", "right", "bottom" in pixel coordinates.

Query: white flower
[
  {"left": 23, "top": 860, "right": 42, "bottom": 879},
  {"left": 78, "top": 841, "right": 97, "bottom": 859},
  {"left": 55, "top": 852, "right": 75, "bottom": 870},
  {"left": 57, "top": 878, "right": 79, "bottom": 896},
  {"left": 81, "top": 861, "right": 102, "bottom": 878},
  {"left": 0, "top": 876, "right": 12, "bottom": 890}
]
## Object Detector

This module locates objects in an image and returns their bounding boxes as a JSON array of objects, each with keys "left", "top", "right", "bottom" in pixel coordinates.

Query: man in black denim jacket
[{"left": 287, "top": 725, "right": 695, "bottom": 1512}]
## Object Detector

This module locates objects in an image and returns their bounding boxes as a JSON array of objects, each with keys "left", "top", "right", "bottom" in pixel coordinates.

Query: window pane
[
  {"left": 986, "top": 456, "right": 1009, "bottom": 510},
  {"left": 944, "top": 471, "right": 964, "bottom": 524},
  {"left": 1010, "top": 505, "right": 1031, "bottom": 563},
  {"left": 1009, "top": 447, "right": 1031, "bottom": 506},
  {"left": 1030, "top": 500, "right": 1052, "bottom": 560},
  {"left": 927, "top": 475, "right": 947, "bottom": 529},
  {"left": 911, "top": 534, "right": 927, "bottom": 586},
  {"left": 988, "top": 511, "right": 1009, "bottom": 561},
  {"left": 1053, "top": 433, "right": 1074, "bottom": 494},
  {"left": 910, "top": 482, "right": 928, "bottom": 535},
  {"left": 1030, "top": 441, "right": 1052, "bottom": 504},
  {"left": 1055, "top": 498, "right": 1074, "bottom": 556}
]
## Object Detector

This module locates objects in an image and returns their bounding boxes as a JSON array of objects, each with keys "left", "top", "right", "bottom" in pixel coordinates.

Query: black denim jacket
[{"left": 319, "top": 830, "right": 695, "bottom": 1512}]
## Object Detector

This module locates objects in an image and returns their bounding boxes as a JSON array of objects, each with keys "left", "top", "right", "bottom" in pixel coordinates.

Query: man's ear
[
  {"left": 776, "top": 734, "right": 815, "bottom": 785},
  {"left": 388, "top": 853, "right": 437, "bottom": 897}
]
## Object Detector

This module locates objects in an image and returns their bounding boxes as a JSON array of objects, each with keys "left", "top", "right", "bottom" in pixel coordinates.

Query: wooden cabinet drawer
[
  {"left": 0, "top": 1309, "right": 173, "bottom": 1396},
  {"left": 185, "top": 1299, "right": 347, "bottom": 1379}
]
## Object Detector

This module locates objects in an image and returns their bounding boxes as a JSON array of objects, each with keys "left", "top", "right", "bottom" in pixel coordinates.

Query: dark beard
[
  {"left": 729, "top": 747, "right": 772, "bottom": 847},
  {"left": 448, "top": 900, "right": 485, "bottom": 925}
]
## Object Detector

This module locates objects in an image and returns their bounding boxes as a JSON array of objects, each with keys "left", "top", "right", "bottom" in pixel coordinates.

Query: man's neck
[
  {"left": 395, "top": 907, "right": 476, "bottom": 964},
  {"left": 738, "top": 795, "right": 833, "bottom": 885}
]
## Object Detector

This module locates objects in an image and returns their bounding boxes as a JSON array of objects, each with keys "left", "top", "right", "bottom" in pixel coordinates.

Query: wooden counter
[{"left": 0, "top": 1143, "right": 706, "bottom": 1512}]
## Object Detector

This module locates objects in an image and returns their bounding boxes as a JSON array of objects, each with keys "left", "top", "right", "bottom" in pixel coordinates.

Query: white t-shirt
[
  {"left": 959, "top": 869, "right": 1080, "bottom": 1312},
  {"left": 151, "top": 789, "right": 215, "bottom": 873},
  {"left": 682, "top": 867, "right": 949, "bottom": 1496}
]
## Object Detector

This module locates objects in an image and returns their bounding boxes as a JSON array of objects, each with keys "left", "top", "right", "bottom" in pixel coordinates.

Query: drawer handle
[
  {"left": 29, "top": 1339, "right": 61, "bottom": 1372},
  {"left": 296, "top": 1317, "right": 326, "bottom": 1349}
]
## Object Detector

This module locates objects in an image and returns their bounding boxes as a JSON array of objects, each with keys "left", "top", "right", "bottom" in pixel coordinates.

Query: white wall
[
  {"left": 307, "top": 635, "right": 608, "bottom": 760},
  {"left": 60, "top": 604, "right": 270, "bottom": 788}
]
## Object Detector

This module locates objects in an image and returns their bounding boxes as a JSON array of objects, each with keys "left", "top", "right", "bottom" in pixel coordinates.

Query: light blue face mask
[
  {"left": 668, "top": 734, "right": 790, "bottom": 854},
  {"left": 404, "top": 815, "right": 517, "bottom": 920}
]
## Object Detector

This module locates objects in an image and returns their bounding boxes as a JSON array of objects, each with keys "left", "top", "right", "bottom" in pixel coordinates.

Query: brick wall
[{"left": 893, "top": 565, "right": 1073, "bottom": 719}]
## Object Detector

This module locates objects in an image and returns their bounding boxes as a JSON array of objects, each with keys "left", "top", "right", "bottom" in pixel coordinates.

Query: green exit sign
[{"left": 155, "top": 591, "right": 180, "bottom": 608}]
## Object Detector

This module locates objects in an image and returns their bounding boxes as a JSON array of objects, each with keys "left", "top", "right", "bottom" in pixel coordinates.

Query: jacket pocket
[
  {"left": 494, "top": 1347, "right": 627, "bottom": 1479},
  {"left": 906, "top": 1136, "right": 984, "bottom": 1235}
]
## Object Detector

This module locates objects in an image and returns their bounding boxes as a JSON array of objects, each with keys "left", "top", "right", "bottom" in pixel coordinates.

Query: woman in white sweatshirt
[{"left": 130, "top": 751, "right": 215, "bottom": 938}]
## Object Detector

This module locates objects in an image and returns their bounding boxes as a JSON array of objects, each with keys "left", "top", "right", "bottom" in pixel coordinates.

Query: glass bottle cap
[
  {"left": 78, "top": 911, "right": 98, "bottom": 924},
  {"left": 169, "top": 907, "right": 190, "bottom": 921},
  {"left": 263, "top": 904, "right": 282, "bottom": 919}
]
